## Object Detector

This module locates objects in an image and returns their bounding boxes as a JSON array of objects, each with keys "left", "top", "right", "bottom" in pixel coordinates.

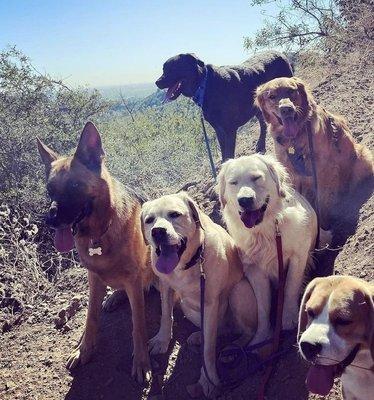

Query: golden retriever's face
[
  {"left": 255, "top": 77, "right": 311, "bottom": 139},
  {"left": 298, "top": 276, "right": 374, "bottom": 396},
  {"left": 141, "top": 193, "right": 198, "bottom": 274},
  {"left": 218, "top": 155, "right": 285, "bottom": 228}
]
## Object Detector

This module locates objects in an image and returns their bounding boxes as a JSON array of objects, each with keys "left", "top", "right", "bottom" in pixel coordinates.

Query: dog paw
[
  {"left": 66, "top": 340, "right": 95, "bottom": 370},
  {"left": 187, "top": 331, "right": 201, "bottom": 346},
  {"left": 199, "top": 368, "right": 221, "bottom": 398},
  {"left": 102, "top": 290, "right": 127, "bottom": 312},
  {"left": 148, "top": 333, "right": 171, "bottom": 355},
  {"left": 132, "top": 351, "right": 152, "bottom": 384}
]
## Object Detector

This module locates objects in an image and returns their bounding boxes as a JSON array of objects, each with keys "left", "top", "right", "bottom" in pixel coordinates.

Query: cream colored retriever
[
  {"left": 218, "top": 154, "right": 317, "bottom": 345},
  {"left": 141, "top": 192, "right": 257, "bottom": 398},
  {"left": 298, "top": 275, "right": 374, "bottom": 400}
]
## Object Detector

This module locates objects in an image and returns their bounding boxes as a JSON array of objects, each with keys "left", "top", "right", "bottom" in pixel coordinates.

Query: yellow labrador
[
  {"left": 298, "top": 275, "right": 374, "bottom": 400},
  {"left": 141, "top": 192, "right": 257, "bottom": 398}
]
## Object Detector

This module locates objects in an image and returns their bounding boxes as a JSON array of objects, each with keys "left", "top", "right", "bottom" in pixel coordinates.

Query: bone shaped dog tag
[{"left": 88, "top": 246, "right": 102, "bottom": 256}]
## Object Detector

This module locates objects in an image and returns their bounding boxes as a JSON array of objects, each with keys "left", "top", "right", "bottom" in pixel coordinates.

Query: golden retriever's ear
[
  {"left": 36, "top": 137, "right": 58, "bottom": 173},
  {"left": 179, "top": 192, "right": 205, "bottom": 230},
  {"left": 293, "top": 77, "right": 316, "bottom": 117},
  {"left": 139, "top": 207, "right": 149, "bottom": 245},
  {"left": 254, "top": 86, "right": 272, "bottom": 123},
  {"left": 298, "top": 279, "right": 319, "bottom": 341},
  {"left": 216, "top": 160, "right": 232, "bottom": 208},
  {"left": 261, "top": 155, "right": 289, "bottom": 198}
]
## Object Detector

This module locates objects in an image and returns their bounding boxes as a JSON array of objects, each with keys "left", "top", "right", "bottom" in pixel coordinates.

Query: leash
[
  {"left": 257, "top": 218, "right": 287, "bottom": 400},
  {"left": 306, "top": 121, "right": 320, "bottom": 249}
]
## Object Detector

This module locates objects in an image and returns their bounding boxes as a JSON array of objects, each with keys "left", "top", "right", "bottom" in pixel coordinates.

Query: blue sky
[{"left": 0, "top": 0, "right": 277, "bottom": 87}]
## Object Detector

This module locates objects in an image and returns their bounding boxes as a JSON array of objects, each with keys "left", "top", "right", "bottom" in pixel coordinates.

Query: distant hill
[{"left": 97, "top": 82, "right": 155, "bottom": 101}]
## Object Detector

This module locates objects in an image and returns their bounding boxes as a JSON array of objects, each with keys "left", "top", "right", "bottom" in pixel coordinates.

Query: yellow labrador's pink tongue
[
  {"left": 155, "top": 244, "right": 179, "bottom": 274},
  {"left": 54, "top": 226, "right": 75, "bottom": 253},
  {"left": 306, "top": 364, "right": 336, "bottom": 396},
  {"left": 240, "top": 209, "right": 262, "bottom": 228}
]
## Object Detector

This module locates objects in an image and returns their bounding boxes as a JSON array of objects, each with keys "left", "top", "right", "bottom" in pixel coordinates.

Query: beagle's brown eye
[
  {"left": 168, "top": 211, "right": 181, "bottom": 219},
  {"left": 334, "top": 317, "right": 353, "bottom": 326},
  {"left": 288, "top": 88, "right": 296, "bottom": 96},
  {"left": 145, "top": 216, "right": 155, "bottom": 224},
  {"left": 268, "top": 93, "right": 276, "bottom": 100}
]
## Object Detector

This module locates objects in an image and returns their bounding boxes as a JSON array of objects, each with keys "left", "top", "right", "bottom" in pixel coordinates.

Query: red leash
[{"left": 257, "top": 219, "right": 286, "bottom": 400}]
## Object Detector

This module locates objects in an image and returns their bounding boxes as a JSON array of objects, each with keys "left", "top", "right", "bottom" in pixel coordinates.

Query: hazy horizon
[{"left": 0, "top": 0, "right": 279, "bottom": 87}]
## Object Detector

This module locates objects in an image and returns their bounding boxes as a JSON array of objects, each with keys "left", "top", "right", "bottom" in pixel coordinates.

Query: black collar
[
  {"left": 184, "top": 245, "right": 203, "bottom": 270},
  {"left": 336, "top": 344, "right": 361, "bottom": 376}
]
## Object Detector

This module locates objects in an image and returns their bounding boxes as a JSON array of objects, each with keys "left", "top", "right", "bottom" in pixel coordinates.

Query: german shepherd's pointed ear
[
  {"left": 298, "top": 278, "right": 320, "bottom": 341},
  {"left": 74, "top": 122, "right": 105, "bottom": 173},
  {"left": 36, "top": 137, "right": 58, "bottom": 173}
]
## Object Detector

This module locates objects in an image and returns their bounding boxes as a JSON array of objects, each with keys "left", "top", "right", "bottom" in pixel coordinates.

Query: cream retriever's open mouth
[
  {"left": 239, "top": 195, "right": 270, "bottom": 228},
  {"left": 164, "top": 81, "right": 183, "bottom": 103},
  {"left": 155, "top": 238, "right": 187, "bottom": 274}
]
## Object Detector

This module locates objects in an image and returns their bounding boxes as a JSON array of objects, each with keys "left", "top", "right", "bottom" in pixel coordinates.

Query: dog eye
[
  {"left": 229, "top": 180, "right": 238, "bottom": 185},
  {"left": 145, "top": 216, "right": 155, "bottom": 224},
  {"left": 334, "top": 317, "right": 353, "bottom": 326},
  {"left": 268, "top": 93, "right": 276, "bottom": 100},
  {"left": 168, "top": 211, "right": 181, "bottom": 219},
  {"left": 307, "top": 309, "right": 315, "bottom": 319},
  {"left": 288, "top": 88, "right": 296, "bottom": 96},
  {"left": 252, "top": 176, "right": 261, "bottom": 182}
]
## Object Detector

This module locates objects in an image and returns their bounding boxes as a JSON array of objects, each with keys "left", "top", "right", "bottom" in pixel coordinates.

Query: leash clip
[{"left": 275, "top": 218, "right": 281, "bottom": 237}]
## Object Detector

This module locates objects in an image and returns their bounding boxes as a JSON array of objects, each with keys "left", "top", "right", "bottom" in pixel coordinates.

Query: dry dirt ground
[{"left": 0, "top": 56, "right": 373, "bottom": 400}]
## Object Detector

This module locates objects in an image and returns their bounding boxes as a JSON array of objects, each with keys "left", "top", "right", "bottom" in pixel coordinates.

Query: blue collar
[{"left": 192, "top": 67, "right": 208, "bottom": 108}]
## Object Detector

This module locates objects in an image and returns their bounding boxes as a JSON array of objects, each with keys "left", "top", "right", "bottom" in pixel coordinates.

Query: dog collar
[
  {"left": 285, "top": 145, "right": 312, "bottom": 176},
  {"left": 184, "top": 244, "right": 203, "bottom": 270},
  {"left": 336, "top": 344, "right": 361, "bottom": 376},
  {"left": 192, "top": 67, "right": 209, "bottom": 108}
]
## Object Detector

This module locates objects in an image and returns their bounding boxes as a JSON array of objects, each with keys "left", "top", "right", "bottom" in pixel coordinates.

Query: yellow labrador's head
[
  {"left": 217, "top": 154, "right": 290, "bottom": 229},
  {"left": 298, "top": 276, "right": 374, "bottom": 396},
  {"left": 141, "top": 192, "right": 202, "bottom": 274}
]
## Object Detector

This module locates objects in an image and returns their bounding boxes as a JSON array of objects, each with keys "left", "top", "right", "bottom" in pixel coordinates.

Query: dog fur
[
  {"left": 298, "top": 275, "right": 374, "bottom": 400},
  {"left": 37, "top": 122, "right": 153, "bottom": 383},
  {"left": 217, "top": 154, "right": 317, "bottom": 344},
  {"left": 156, "top": 51, "right": 293, "bottom": 160},
  {"left": 255, "top": 76, "right": 374, "bottom": 230},
  {"left": 141, "top": 192, "right": 257, "bottom": 398}
]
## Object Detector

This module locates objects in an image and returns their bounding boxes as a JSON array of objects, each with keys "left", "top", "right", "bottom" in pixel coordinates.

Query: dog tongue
[
  {"left": 282, "top": 117, "right": 299, "bottom": 139},
  {"left": 54, "top": 226, "right": 75, "bottom": 253},
  {"left": 306, "top": 365, "right": 336, "bottom": 396},
  {"left": 164, "top": 81, "right": 181, "bottom": 102},
  {"left": 240, "top": 209, "right": 262, "bottom": 229},
  {"left": 155, "top": 244, "right": 179, "bottom": 274}
]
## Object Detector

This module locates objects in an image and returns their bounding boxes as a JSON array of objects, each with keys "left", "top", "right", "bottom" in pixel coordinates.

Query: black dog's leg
[
  {"left": 256, "top": 112, "right": 267, "bottom": 154},
  {"left": 214, "top": 126, "right": 226, "bottom": 161},
  {"left": 223, "top": 129, "right": 237, "bottom": 160}
]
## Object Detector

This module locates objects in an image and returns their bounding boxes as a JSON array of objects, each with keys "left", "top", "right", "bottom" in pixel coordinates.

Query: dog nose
[
  {"left": 279, "top": 104, "right": 295, "bottom": 118},
  {"left": 300, "top": 341, "right": 322, "bottom": 361},
  {"left": 152, "top": 227, "right": 167, "bottom": 240},
  {"left": 238, "top": 196, "right": 255, "bottom": 209}
]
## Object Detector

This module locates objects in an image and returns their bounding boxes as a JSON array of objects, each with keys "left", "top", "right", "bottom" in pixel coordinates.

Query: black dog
[{"left": 156, "top": 52, "right": 293, "bottom": 160}]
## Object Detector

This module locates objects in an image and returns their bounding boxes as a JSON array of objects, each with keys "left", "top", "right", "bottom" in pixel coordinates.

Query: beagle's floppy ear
[
  {"left": 260, "top": 154, "right": 290, "bottom": 198},
  {"left": 292, "top": 77, "right": 316, "bottom": 118},
  {"left": 36, "top": 137, "right": 58, "bottom": 174},
  {"left": 216, "top": 159, "right": 233, "bottom": 208},
  {"left": 298, "top": 279, "right": 319, "bottom": 341},
  {"left": 254, "top": 85, "right": 272, "bottom": 123}
]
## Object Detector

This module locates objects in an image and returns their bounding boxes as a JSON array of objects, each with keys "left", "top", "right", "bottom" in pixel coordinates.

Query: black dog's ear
[
  {"left": 74, "top": 122, "right": 105, "bottom": 173},
  {"left": 185, "top": 53, "right": 205, "bottom": 68},
  {"left": 36, "top": 137, "right": 58, "bottom": 173}
]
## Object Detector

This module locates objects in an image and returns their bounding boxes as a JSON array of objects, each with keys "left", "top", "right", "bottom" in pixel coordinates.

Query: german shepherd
[{"left": 37, "top": 122, "right": 152, "bottom": 383}]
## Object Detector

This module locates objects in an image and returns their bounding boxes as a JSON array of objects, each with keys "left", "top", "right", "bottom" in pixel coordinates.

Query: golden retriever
[{"left": 255, "top": 77, "right": 373, "bottom": 229}]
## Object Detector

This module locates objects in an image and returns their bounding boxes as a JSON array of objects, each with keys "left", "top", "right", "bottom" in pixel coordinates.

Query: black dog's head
[
  {"left": 155, "top": 53, "right": 205, "bottom": 101},
  {"left": 37, "top": 122, "right": 108, "bottom": 252}
]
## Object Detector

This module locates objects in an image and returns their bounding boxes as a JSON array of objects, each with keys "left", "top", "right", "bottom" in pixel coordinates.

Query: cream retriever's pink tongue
[
  {"left": 241, "top": 209, "right": 262, "bottom": 228},
  {"left": 306, "top": 365, "right": 336, "bottom": 396},
  {"left": 54, "top": 226, "right": 75, "bottom": 253},
  {"left": 156, "top": 244, "right": 179, "bottom": 274}
]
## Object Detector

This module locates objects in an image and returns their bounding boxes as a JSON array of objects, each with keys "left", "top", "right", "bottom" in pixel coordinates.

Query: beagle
[{"left": 298, "top": 275, "right": 374, "bottom": 400}]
